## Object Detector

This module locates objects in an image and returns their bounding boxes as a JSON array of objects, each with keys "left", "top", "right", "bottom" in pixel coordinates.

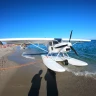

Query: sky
[{"left": 0, "top": 0, "right": 96, "bottom": 39}]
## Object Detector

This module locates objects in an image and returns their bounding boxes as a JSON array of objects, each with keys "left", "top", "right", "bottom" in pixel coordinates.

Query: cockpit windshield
[{"left": 53, "top": 41, "right": 58, "bottom": 45}]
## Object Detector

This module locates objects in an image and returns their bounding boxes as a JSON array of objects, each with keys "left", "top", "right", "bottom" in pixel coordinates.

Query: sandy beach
[{"left": 0, "top": 46, "right": 96, "bottom": 96}]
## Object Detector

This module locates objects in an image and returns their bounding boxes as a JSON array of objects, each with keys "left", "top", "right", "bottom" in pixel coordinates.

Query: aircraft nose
[{"left": 68, "top": 42, "right": 72, "bottom": 46}]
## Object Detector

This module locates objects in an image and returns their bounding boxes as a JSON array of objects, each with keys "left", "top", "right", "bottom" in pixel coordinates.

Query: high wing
[
  {"left": 0, "top": 38, "right": 91, "bottom": 45},
  {"left": 0, "top": 38, "right": 54, "bottom": 44},
  {"left": 62, "top": 38, "right": 91, "bottom": 42}
]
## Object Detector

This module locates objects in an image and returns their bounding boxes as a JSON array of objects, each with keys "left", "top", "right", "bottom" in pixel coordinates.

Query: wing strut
[{"left": 31, "top": 43, "right": 48, "bottom": 53}]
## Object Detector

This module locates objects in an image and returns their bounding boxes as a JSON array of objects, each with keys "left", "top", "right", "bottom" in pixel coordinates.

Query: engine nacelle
[
  {"left": 48, "top": 46, "right": 71, "bottom": 53},
  {"left": 61, "top": 46, "right": 71, "bottom": 52}
]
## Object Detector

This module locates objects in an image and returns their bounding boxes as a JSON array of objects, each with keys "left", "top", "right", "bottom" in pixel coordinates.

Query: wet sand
[
  {"left": 0, "top": 48, "right": 96, "bottom": 96},
  {"left": 0, "top": 46, "right": 17, "bottom": 95}
]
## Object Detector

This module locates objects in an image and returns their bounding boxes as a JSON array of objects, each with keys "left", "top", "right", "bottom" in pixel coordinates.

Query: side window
[
  {"left": 49, "top": 42, "right": 52, "bottom": 46},
  {"left": 53, "top": 41, "right": 58, "bottom": 45}
]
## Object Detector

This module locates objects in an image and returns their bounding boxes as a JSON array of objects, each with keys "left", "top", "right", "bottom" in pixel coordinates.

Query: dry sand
[{"left": 0, "top": 47, "right": 96, "bottom": 96}]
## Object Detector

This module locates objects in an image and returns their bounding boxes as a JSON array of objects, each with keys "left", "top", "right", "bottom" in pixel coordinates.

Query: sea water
[{"left": 67, "top": 40, "right": 96, "bottom": 79}]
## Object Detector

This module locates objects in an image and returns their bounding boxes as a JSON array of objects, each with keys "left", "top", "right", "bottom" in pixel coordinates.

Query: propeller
[
  {"left": 70, "top": 46, "right": 78, "bottom": 56},
  {"left": 69, "top": 30, "right": 78, "bottom": 56},
  {"left": 69, "top": 30, "right": 73, "bottom": 42},
  {"left": 55, "top": 30, "right": 78, "bottom": 56}
]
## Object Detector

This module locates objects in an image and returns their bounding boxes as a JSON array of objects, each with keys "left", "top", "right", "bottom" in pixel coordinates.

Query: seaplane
[{"left": 0, "top": 30, "right": 91, "bottom": 72}]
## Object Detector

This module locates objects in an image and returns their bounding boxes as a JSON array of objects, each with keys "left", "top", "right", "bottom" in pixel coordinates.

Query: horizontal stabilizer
[{"left": 41, "top": 55, "right": 65, "bottom": 72}]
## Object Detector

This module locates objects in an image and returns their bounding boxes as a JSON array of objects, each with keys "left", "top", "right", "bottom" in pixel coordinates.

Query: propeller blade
[
  {"left": 70, "top": 46, "right": 78, "bottom": 56},
  {"left": 69, "top": 30, "right": 73, "bottom": 42}
]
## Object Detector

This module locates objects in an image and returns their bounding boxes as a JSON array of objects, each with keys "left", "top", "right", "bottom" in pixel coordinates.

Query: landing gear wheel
[{"left": 64, "top": 60, "right": 68, "bottom": 65}]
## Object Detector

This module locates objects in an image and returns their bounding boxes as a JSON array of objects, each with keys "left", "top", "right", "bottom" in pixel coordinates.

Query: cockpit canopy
[{"left": 49, "top": 38, "right": 62, "bottom": 46}]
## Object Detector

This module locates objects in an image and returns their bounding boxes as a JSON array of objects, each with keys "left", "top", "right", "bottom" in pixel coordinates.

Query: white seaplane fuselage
[{"left": 48, "top": 42, "right": 71, "bottom": 53}]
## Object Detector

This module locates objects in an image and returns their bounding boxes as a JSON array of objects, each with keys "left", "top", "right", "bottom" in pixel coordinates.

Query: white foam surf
[
  {"left": 66, "top": 68, "right": 96, "bottom": 80},
  {"left": 22, "top": 52, "right": 35, "bottom": 59},
  {"left": 23, "top": 55, "right": 35, "bottom": 59}
]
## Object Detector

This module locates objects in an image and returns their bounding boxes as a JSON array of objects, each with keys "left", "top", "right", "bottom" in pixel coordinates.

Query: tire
[{"left": 64, "top": 60, "right": 68, "bottom": 65}]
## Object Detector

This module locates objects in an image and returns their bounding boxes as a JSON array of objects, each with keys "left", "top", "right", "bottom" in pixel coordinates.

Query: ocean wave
[{"left": 66, "top": 68, "right": 96, "bottom": 80}]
